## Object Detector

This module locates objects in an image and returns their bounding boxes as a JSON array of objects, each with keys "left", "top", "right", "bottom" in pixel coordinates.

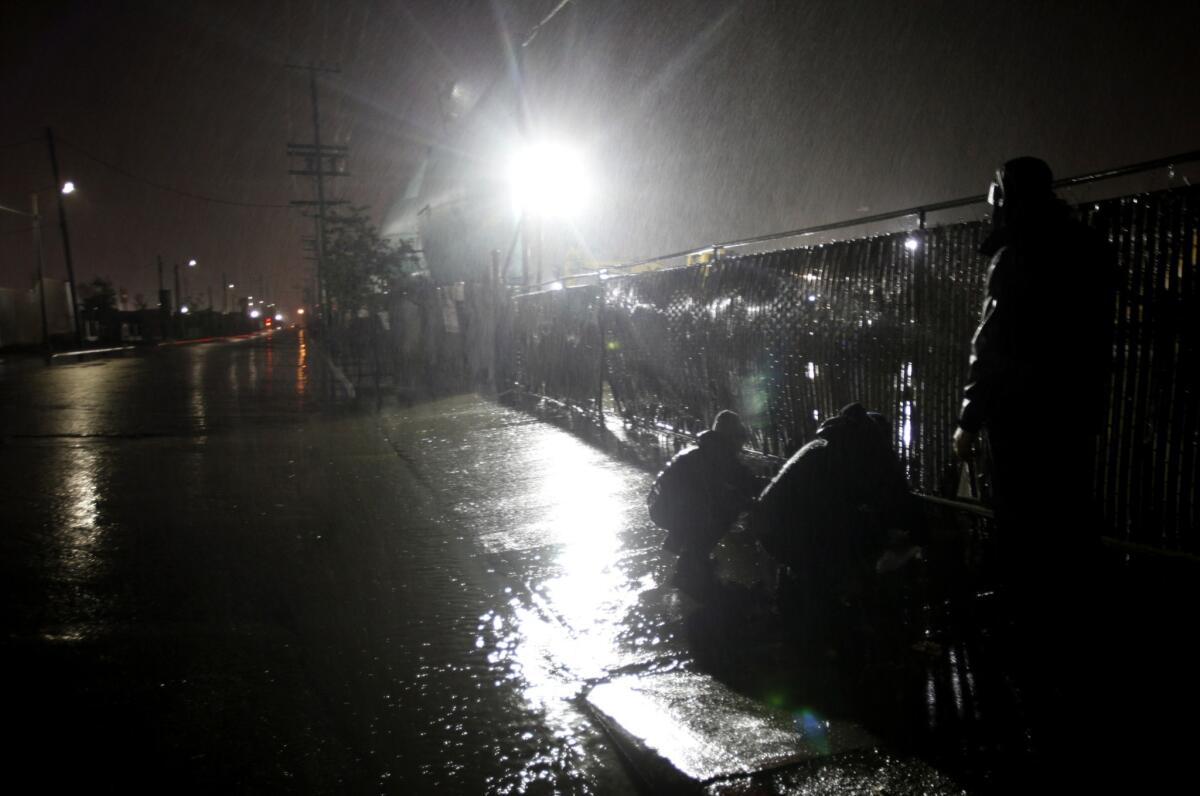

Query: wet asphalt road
[{"left": 1, "top": 330, "right": 683, "bottom": 792}]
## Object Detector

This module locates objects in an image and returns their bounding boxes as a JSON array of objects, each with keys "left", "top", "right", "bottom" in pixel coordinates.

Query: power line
[
  {"left": 56, "top": 137, "right": 295, "bottom": 209},
  {"left": 523, "top": 0, "right": 576, "bottom": 47}
]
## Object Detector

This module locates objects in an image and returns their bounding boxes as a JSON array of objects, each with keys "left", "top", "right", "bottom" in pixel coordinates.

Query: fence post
[
  {"left": 597, "top": 278, "right": 606, "bottom": 426},
  {"left": 489, "top": 249, "right": 500, "bottom": 393}
]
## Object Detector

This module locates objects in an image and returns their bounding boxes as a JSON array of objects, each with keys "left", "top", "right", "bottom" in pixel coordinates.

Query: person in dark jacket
[
  {"left": 754, "top": 403, "right": 920, "bottom": 624},
  {"left": 953, "top": 157, "right": 1116, "bottom": 594},
  {"left": 648, "top": 410, "right": 759, "bottom": 598},
  {"left": 952, "top": 157, "right": 1117, "bottom": 785}
]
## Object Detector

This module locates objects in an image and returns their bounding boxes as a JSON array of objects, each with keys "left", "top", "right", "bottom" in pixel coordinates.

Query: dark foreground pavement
[{"left": 2, "top": 331, "right": 658, "bottom": 792}]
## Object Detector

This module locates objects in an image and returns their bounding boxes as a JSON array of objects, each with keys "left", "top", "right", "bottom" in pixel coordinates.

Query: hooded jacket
[
  {"left": 648, "top": 430, "right": 757, "bottom": 553},
  {"left": 959, "top": 201, "right": 1117, "bottom": 435},
  {"left": 753, "top": 404, "right": 916, "bottom": 587}
]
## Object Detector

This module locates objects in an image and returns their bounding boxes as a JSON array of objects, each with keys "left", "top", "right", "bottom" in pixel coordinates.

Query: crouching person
[
  {"left": 647, "top": 411, "right": 759, "bottom": 600},
  {"left": 753, "top": 403, "right": 922, "bottom": 652}
]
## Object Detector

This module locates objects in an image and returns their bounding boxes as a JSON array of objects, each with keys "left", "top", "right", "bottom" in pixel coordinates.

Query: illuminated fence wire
[{"left": 506, "top": 185, "right": 1199, "bottom": 552}]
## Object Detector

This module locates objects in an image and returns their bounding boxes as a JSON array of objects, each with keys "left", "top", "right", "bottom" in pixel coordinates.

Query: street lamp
[{"left": 45, "top": 128, "right": 84, "bottom": 347}]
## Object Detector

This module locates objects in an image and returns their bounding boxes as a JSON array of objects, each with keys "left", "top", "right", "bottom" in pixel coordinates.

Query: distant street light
[
  {"left": 297, "top": 308, "right": 305, "bottom": 315},
  {"left": 249, "top": 309, "right": 261, "bottom": 319},
  {"left": 180, "top": 305, "right": 190, "bottom": 314},
  {"left": 61, "top": 181, "right": 75, "bottom": 195},
  {"left": 227, "top": 283, "right": 235, "bottom": 289}
]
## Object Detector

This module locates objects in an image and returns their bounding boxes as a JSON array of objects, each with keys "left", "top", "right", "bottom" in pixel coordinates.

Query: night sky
[{"left": 2, "top": 0, "right": 1198, "bottom": 308}]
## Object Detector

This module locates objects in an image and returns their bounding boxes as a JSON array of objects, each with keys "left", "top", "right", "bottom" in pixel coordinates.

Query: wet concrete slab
[
  {"left": 586, "top": 671, "right": 965, "bottom": 793},
  {"left": 588, "top": 670, "right": 876, "bottom": 778}
]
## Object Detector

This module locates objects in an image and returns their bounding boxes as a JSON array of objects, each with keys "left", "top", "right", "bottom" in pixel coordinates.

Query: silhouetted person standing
[
  {"left": 953, "top": 157, "right": 1116, "bottom": 785},
  {"left": 955, "top": 157, "right": 1115, "bottom": 593}
]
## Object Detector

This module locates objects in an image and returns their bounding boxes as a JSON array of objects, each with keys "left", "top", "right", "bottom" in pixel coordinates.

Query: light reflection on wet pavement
[
  {"left": 2, "top": 331, "right": 972, "bottom": 792},
  {"left": 375, "top": 395, "right": 683, "bottom": 793}
]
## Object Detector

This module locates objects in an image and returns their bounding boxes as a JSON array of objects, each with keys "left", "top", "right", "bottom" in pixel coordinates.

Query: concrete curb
[
  {"left": 37, "top": 329, "right": 277, "bottom": 364},
  {"left": 49, "top": 345, "right": 138, "bottom": 363}
]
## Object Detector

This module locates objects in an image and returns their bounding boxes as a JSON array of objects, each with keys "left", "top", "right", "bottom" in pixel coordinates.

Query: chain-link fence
[
  {"left": 508, "top": 185, "right": 1198, "bottom": 551},
  {"left": 319, "top": 179, "right": 1197, "bottom": 552}
]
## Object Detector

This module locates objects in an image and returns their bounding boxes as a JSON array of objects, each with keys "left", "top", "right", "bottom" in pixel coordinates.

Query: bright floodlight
[
  {"left": 180, "top": 305, "right": 189, "bottom": 314},
  {"left": 61, "top": 181, "right": 76, "bottom": 195},
  {"left": 249, "top": 309, "right": 261, "bottom": 318},
  {"left": 509, "top": 141, "right": 589, "bottom": 217},
  {"left": 187, "top": 259, "right": 197, "bottom": 267},
  {"left": 904, "top": 237, "right": 920, "bottom": 252}
]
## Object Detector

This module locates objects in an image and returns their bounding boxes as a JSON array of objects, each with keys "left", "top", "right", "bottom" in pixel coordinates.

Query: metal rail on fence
[{"left": 515, "top": 147, "right": 1200, "bottom": 295}]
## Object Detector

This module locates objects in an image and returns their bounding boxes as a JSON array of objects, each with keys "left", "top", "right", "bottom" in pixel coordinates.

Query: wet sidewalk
[{"left": 1, "top": 331, "right": 657, "bottom": 791}]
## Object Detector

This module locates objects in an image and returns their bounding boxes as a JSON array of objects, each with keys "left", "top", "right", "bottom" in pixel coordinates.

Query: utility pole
[
  {"left": 286, "top": 62, "right": 347, "bottom": 325},
  {"left": 45, "top": 127, "right": 83, "bottom": 348}
]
